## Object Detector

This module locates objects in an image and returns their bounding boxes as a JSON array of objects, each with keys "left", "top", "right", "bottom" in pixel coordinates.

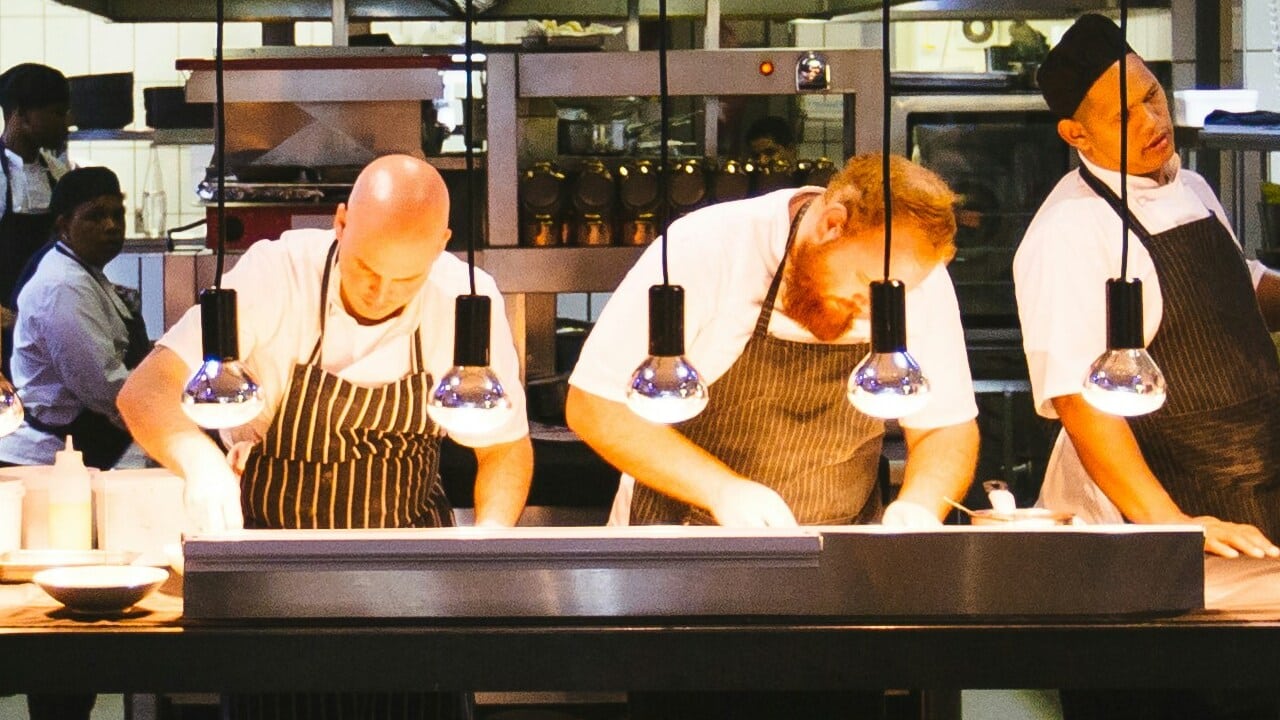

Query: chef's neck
[
  {"left": 1079, "top": 150, "right": 1178, "bottom": 187},
  {"left": 0, "top": 125, "right": 40, "bottom": 163}
]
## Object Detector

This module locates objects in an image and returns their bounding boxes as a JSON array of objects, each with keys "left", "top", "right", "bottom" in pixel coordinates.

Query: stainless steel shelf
[
  {"left": 479, "top": 246, "right": 644, "bottom": 293},
  {"left": 68, "top": 129, "right": 214, "bottom": 145}
]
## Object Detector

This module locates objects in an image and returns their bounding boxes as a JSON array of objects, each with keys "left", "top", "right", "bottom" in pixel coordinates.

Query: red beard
[{"left": 780, "top": 244, "right": 861, "bottom": 342}]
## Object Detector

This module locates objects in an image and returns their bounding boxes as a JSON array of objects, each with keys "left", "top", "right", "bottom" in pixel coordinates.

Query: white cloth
[
  {"left": 1014, "top": 154, "right": 1265, "bottom": 523},
  {"left": 0, "top": 148, "right": 68, "bottom": 218},
  {"left": 569, "top": 189, "right": 978, "bottom": 524},
  {"left": 0, "top": 244, "right": 134, "bottom": 465},
  {"left": 157, "top": 229, "right": 529, "bottom": 448}
]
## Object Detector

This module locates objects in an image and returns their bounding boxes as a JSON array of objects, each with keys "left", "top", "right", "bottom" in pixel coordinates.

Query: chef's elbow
[{"left": 564, "top": 385, "right": 603, "bottom": 442}]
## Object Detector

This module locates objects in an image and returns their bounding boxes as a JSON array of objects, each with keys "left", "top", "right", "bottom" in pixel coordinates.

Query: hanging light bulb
[
  {"left": 1083, "top": 278, "right": 1166, "bottom": 416},
  {"left": 847, "top": 280, "right": 931, "bottom": 419},
  {"left": 0, "top": 373, "right": 22, "bottom": 437},
  {"left": 627, "top": 285, "right": 708, "bottom": 424},
  {"left": 181, "top": 288, "right": 265, "bottom": 429},
  {"left": 428, "top": 295, "right": 515, "bottom": 435}
]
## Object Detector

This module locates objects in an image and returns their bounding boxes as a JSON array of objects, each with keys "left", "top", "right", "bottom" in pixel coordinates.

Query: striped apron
[
  {"left": 1079, "top": 167, "right": 1280, "bottom": 539},
  {"left": 627, "top": 199, "right": 887, "bottom": 717},
  {"left": 227, "top": 241, "right": 461, "bottom": 720},
  {"left": 629, "top": 198, "right": 886, "bottom": 526}
]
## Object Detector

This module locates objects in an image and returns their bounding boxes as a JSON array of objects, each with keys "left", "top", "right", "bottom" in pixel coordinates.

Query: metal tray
[{"left": 0, "top": 549, "right": 138, "bottom": 583}]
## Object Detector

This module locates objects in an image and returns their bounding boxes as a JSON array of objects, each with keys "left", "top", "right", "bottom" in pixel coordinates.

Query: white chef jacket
[
  {"left": 1014, "top": 154, "right": 1267, "bottom": 523},
  {"left": 0, "top": 148, "right": 70, "bottom": 218},
  {"left": 569, "top": 189, "right": 978, "bottom": 524},
  {"left": 0, "top": 243, "right": 134, "bottom": 465},
  {"left": 158, "top": 228, "right": 529, "bottom": 449}
]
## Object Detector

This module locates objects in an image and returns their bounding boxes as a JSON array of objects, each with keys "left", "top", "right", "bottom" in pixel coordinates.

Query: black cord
[
  {"left": 658, "top": 0, "right": 671, "bottom": 286},
  {"left": 464, "top": 0, "right": 477, "bottom": 295},
  {"left": 880, "top": 0, "right": 892, "bottom": 281},
  {"left": 214, "top": 0, "right": 226, "bottom": 286},
  {"left": 1119, "top": 0, "right": 1131, "bottom": 281}
]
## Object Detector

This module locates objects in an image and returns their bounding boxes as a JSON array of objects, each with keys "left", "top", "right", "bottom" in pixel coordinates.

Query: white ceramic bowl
[{"left": 33, "top": 564, "right": 169, "bottom": 614}]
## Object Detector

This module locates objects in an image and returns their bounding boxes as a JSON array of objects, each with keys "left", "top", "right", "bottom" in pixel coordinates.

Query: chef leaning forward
[
  {"left": 566, "top": 153, "right": 980, "bottom": 531},
  {"left": 1015, "top": 14, "right": 1280, "bottom": 560},
  {"left": 118, "top": 155, "right": 533, "bottom": 719}
]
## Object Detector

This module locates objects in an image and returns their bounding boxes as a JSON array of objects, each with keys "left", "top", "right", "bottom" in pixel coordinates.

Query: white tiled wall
[{"left": 0, "top": 0, "right": 263, "bottom": 236}]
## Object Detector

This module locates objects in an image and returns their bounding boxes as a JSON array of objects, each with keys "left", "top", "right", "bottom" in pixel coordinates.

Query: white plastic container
[
  {"left": 0, "top": 465, "right": 53, "bottom": 549},
  {"left": 0, "top": 479, "right": 24, "bottom": 553},
  {"left": 47, "top": 437, "right": 93, "bottom": 551},
  {"left": 93, "top": 468, "right": 185, "bottom": 565},
  {"left": 1174, "top": 89, "right": 1259, "bottom": 127}
]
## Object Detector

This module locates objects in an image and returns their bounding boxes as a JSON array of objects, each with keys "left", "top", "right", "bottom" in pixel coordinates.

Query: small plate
[
  {"left": 33, "top": 565, "right": 168, "bottom": 615},
  {"left": 0, "top": 549, "right": 138, "bottom": 583}
]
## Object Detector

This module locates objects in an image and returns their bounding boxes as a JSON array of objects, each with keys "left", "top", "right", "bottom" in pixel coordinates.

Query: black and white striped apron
[
  {"left": 629, "top": 198, "right": 886, "bottom": 526},
  {"left": 1079, "top": 166, "right": 1280, "bottom": 539},
  {"left": 238, "top": 241, "right": 453, "bottom": 530},
  {"left": 227, "top": 241, "right": 461, "bottom": 720}
]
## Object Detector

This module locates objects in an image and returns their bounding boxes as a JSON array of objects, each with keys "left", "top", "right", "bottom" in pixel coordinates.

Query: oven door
[{"left": 890, "top": 94, "right": 1072, "bottom": 334}]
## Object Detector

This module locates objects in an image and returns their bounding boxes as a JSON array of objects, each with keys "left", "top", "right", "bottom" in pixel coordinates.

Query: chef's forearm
[
  {"left": 1255, "top": 270, "right": 1280, "bottom": 332},
  {"left": 471, "top": 436, "right": 533, "bottom": 527},
  {"left": 117, "top": 346, "right": 227, "bottom": 478},
  {"left": 898, "top": 420, "right": 979, "bottom": 519},
  {"left": 1052, "top": 393, "right": 1185, "bottom": 524},
  {"left": 564, "top": 385, "right": 745, "bottom": 513}
]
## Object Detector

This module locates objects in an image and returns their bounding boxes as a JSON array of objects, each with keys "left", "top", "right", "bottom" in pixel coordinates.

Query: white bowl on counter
[{"left": 33, "top": 564, "right": 169, "bottom": 615}]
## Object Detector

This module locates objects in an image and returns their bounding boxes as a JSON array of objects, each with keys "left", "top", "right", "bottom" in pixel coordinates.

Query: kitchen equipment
[
  {"left": 983, "top": 479, "right": 1018, "bottom": 514},
  {"left": 68, "top": 72, "right": 134, "bottom": 130},
  {"left": 668, "top": 158, "right": 707, "bottom": 216},
  {"left": 92, "top": 469, "right": 184, "bottom": 565},
  {"left": 558, "top": 116, "right": 629, "bottom": 156},
  {"left": 970, "top": 508, "right": 1076, "bottom": 527},
  {"left": 752, "top": 158, "right": 795, "bottom": 196},
  {"left": 0, "top": 465, "right": 59, "bottom": 550},
  {"left": 183, "top": 524, "right": 1204, "bottom": 620},
  {"left": 797, "top": 157, "right": 837, "bottom": 188},
  {"left": 1174, "top": 89, "right": 1260, "bottom": 127},
  {"left": 711, "top": 158, "right": 751, "bottom": 203},
  {"left": 34, "top": 564, "right": 168, "bottom": 615},
  {"left": 617, "top": 160, "right": 660, "bottom": 246},
  {"left": 0, "top": 479, "right": 22, "bottom": 554},
  {"left": 143, "top": 86, "right": 214, "bottom": 129},
  {"left": 571, "top": 160, "right": 616, "bottom": 246},
  {"left": 519, "top": 162, "right": 567, "bottom": 247}
]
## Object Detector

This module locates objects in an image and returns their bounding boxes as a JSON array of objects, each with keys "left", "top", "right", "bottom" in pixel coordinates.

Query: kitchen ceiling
[{"left": 53, "top": 0, "right": 1167, "bottom": 23}]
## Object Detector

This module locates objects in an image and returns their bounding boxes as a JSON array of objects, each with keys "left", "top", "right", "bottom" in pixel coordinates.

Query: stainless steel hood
[{"left": 51, "top": 0, "right": 1165, "bottom": 23}]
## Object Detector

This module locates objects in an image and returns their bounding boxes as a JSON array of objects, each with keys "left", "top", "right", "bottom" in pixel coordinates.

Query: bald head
[{"left": 334, "top": 155, "right": 453, "bottom": 324}]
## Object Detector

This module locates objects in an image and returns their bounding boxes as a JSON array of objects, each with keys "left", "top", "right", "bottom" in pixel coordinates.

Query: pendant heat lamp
[
  {"left": 427, "top": 0, "right": 514, "bottom": 435},
  {"left": 1081, "top": 0, "right": 1167, "bottom": 417},
  {"left": 0, "top": 372, "right": 22, "bottom": 437},
  {"left": 180, "top": 0, "right": 264, "bottom": 429},
  {"left": 624, "top": 0, "right": 708, "bottom": 424},
  {"left": 846, "top": 0, "right": 930, "bottom": 419}
]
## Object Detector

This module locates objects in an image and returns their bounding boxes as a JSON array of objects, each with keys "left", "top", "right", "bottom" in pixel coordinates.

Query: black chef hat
[
  {"left": 1037, "top": 14, "right": 1134, "bottom": 119},
  {"left": 0, "top": 63, "right": 70, "bottom": 118},
  {"left": 49, "top": 167, "right": 122, "bottom": 220}
]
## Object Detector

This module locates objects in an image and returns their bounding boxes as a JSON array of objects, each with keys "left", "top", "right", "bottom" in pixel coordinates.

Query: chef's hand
[
  {"left": 185, "top": 463, "right": 245, "bottom": 533},
  {"left": 881, "top": 499, "right": 943, "bottom": 528},
  {"left": 226, "top": 440, "right": 256, "bottom": 476},
  {"left": 710, "top": 479, "right": 798, "bottom": 528},
  {"left": 1193, "top": 516, "right": 1280, "bottom": 559}
]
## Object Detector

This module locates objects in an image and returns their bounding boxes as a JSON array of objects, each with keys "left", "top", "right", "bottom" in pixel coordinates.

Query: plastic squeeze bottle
[{"left": 47, "top": 436, "right": 92, "bottom": 550}]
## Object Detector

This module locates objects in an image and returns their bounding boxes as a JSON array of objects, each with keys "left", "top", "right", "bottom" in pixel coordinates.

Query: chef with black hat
[
  {"left": 1015, "top": 14, "right": 1280, "bottom": 560},
  {"left": 0, "top": 62, "right": 72, "bottom": 376}
]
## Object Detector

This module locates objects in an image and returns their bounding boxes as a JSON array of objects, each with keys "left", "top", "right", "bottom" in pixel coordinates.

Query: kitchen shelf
[{"left": 68, "top": 129, "right": 214, "bottom": 145}]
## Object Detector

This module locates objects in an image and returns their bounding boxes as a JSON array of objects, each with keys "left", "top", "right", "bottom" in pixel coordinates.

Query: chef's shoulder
[
  {"left": 1016, "top": 170, "right": 1110, "bottom": 260},
  {"left": 224, "top": 228, "right": 334, "bottom": 293}
]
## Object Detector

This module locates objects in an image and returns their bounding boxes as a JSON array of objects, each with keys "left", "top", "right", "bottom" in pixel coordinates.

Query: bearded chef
[
  {"left": 1015, "top": 14, "right": 1280, "bottom": 561},
  {"left": 566, "top": 153, "right": 979, "bottom": 530}
]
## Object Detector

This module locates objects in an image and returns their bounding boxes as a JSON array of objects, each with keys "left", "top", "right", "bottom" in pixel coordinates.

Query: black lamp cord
[
  {"left": 214, "top": 0, "right": 226, "bottom": 286},
  {"left": 1119, "top": 0, "right": 1131, "bottom": 281},
  {"left": 880, "top": 0, "right": 892, "bottom": 281},
  {"left": 658, "top": 0, "right": 671, "bottom": 286},
  {"left": 463, "top": 0, "right": 478, "bottom": 296}
]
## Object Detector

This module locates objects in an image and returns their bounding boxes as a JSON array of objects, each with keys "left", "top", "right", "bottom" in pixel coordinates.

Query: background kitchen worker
[
  {"left": 744, "top": 115, "right": 798, "bottom": 168},
  {"left": 568, "top": 153, "right": 978, "bottom": 530},
  {"left": 0, "top": 62, "right": 72, "bottom": 378},
  {"left": 0, "top": 167, "right": 149, "bottom": 473},
  {"left": 567, "top": 152, "right": 978, "bottom": 719},
  {"left": 1016, "top": 14, "right": 1280, "bottom": 561},
  {"left": 119, "top": 154, "right": 531, "bottom": 719}
]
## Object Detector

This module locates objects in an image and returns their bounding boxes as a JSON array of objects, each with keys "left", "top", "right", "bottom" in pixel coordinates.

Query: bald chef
[{"left": 119, "top": 154, "right": 532, "bottom": 534}]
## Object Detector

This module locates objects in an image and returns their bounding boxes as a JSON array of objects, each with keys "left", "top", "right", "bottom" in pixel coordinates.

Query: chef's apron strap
[
  {"left": 752, "top": 197, "right": 813, "bottom": 338},
  {"left": 1076, "top": 164, "right": 1157, "bottom": 243},
  {"left": 305, "top": 240, "right": 340, "bottom": 366}
]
